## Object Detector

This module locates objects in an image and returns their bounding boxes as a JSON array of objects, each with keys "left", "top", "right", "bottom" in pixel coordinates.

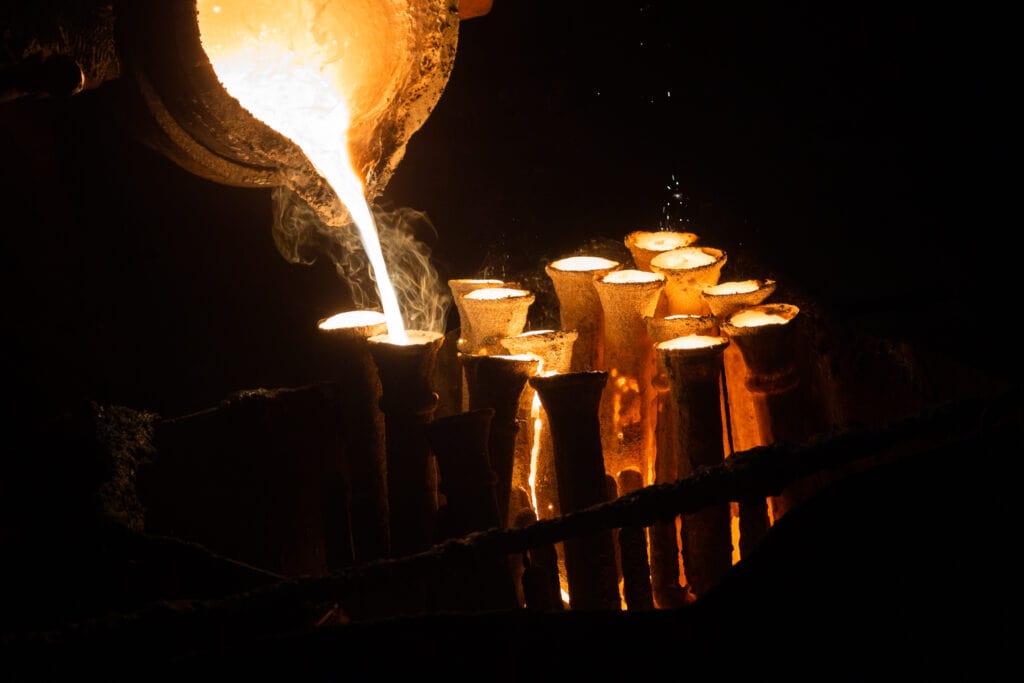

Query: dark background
[
  {"left": 0, "top": 3, "right": 1016, "bottom": 670},
  {"left": 0, "top": 1, "right": 1014, "bottom": 419}
]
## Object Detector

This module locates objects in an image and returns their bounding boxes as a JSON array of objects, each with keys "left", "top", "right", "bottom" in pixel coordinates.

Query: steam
[{"left": 272, "top": 186, "right": 451, "bottom": 333}]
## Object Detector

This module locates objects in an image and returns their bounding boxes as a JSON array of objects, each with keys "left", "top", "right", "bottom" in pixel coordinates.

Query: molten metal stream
[{"left": 197, "top": 1, "right": 408, "bottom": 343}]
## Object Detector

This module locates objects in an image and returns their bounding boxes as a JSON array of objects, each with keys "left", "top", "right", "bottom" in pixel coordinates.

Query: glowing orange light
[
  {"left": 728, "top": 308, "right": 796, "bottom": 328},
  {"left": 528, "top": 361, "right": 545, "bottom": 515},
  {"left": 650, "top": 247, "right": 720, "bottom": 270},
  {"left": 601, "top": 269, "right": 665, "bottom": 285},
  {"left": 463, "top": 287, "right": 532, "bottom": 301},
  {"left": 318, "top": 309, "right": 387, "bottom": 331},
  {"left": 704, "top": 280, "right": 762, "bottom": 296},
  {"left": 549, "top": 256, "right": 620, "bottom": 272},
  {"left": 628, "top": 230, "right": 698, "bottom": 252},
  {"left": 368, "top": 329, "right": 443, "bottom": 348},
  {"left": 657, "top": 334, "right": 729, "bottom": 351},
  {"left": 197, "top": 0, "right": 409, "bottom": 343}
]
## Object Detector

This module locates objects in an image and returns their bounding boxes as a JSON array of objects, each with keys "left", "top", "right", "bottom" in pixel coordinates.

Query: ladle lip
[
  {"left": 118, "top": 1, "right": 296, "bottom": 184},
  {"left": 119, "top": 0, "right": 460, "bottom": 227}
]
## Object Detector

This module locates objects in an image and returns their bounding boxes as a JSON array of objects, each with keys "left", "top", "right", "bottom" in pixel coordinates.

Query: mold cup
[
  {"left": 545, "top": 255, "right": 622, "bottom": 372},
  {"left": 592, "top": 269, "right": 666, "bottom": 486},
  {"left": 459, "top": 287, "right": 536, "bottom": 356},
  {"left": 702, "top": 279, "right": 777, "bottom": 321},
  {"left": 650, "top": 246, "right": 728, "bottom": 316},
  {"left": 624, "top": 230, "right": 700, "bottom": 272}
]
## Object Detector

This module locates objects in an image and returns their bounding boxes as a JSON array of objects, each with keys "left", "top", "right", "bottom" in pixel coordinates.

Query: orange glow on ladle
[{"left": 197, "top": 0, "right": 409, "bottom": 343}]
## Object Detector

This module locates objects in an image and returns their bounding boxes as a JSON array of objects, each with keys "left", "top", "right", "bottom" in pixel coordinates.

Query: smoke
[{"left": 270, "top": 186, "right": 451, "bottom": 334}]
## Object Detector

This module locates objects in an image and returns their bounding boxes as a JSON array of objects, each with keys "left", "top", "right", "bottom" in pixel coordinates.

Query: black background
[
  {"left": 0, "top": 3, "right": 1016, "bottom": 670},
  {"left": 1, "top": 1, "right": 1014, "bottom": 417}
]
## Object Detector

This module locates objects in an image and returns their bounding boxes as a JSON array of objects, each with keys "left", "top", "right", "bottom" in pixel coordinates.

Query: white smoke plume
[{"left": 271, "top": 186, "right": 451, "bottom": 333}]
